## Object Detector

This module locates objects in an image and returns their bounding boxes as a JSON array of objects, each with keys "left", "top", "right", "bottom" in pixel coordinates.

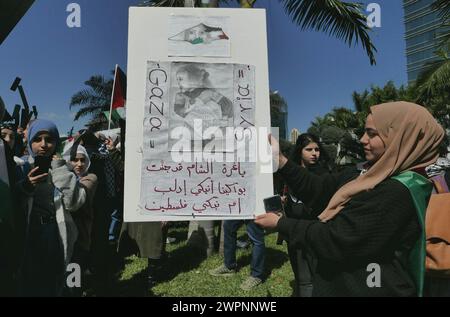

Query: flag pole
[{"left": 108, "top": 64, "right": 119, "bottom": 130}]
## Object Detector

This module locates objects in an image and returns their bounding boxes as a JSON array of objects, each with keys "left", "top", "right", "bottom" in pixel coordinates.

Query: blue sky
[{"left": 0, "top": 0, "right": 407, "bottom": 136}]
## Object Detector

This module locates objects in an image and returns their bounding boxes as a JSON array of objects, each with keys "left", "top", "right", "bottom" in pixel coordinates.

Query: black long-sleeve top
[
  {"left": 284, "top": 164, "right": 330, "bottom": 220},
  {"left": 276, "top": 160, "right": 420, "bottom": 297}
]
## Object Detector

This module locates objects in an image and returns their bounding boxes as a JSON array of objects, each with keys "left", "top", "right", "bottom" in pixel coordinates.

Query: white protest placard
[{"left": 125, "top": 7, "right": 272, "bottom": 222}]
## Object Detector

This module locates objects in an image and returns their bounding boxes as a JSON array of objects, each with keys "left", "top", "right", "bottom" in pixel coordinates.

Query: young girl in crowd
[
  {"left": 18, "top": 119, "right": 86, "bottom": 296},
  {"left": 0, "top": 123, "right": 16, "bottom": 151},
  {"left": 283, "top": 133, "right": 329, "bottom": 297},
  {"left": 67, "top": 144, "right": 98, "bottom": 289},
  {"left": 257, "top": 102, "right": 445, "bottom": 296}
]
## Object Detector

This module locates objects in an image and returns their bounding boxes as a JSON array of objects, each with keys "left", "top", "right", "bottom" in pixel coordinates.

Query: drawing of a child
[{"left": 173, "top": 64, "right": 233, "bottom": 131}]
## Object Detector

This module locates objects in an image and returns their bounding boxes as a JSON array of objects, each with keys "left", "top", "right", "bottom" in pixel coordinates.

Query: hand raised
[
  {"left": 27, "top": 167, "right": 48, "bottom": 186},
  {"left": 268, "top": 134, "right": 288, "bottom": 171}
]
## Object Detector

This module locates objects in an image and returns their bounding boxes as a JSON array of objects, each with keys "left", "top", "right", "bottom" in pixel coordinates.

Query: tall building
[
  {"left": 270, "top": 91, "right": 288, "bottom": 141},
  {"left": 290, "top": 128, "right": 300, "bottom": 144},
  {"left": 403, "top": 0, "right": 448, "bottom": 83}
]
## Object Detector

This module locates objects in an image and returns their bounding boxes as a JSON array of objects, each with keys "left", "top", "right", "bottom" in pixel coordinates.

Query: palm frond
[
  {"left": 69, "top": 72, "right": 114, "bottom": 125},
  {"left": 84, "top": 76, "right": 113, "bottom": 97},
  {"left": 416, "top": 48, "right": 450, "bottom": 104},
  {"left": 70, "top": 89, "right": 109, "bottom": 109},
  {"left": 352, "top": 90, "right": 369, "bottom": 112},
  {"left": 278, "top": 0, "right": 377, "bottom": 65},
  {"left": 73, "top": 105, "right": 106, "bottom": 121}
]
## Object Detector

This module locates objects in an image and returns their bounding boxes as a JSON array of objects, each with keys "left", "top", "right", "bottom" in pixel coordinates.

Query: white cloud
[{"left": 41, "top": 112, "right": 62, "bottom": 120}]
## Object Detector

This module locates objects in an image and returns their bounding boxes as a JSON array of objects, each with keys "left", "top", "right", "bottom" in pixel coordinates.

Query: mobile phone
[
  {"left": 34, "top": 156, "right": 52, "bottom": 175},
  {"left": 263, "top": 195, "right": 283, "bottom": 213}
]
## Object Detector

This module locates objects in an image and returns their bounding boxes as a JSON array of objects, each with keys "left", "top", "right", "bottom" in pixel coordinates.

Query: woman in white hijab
[{"left": 67, "top": 144, "right": 98, "bottom": 289}]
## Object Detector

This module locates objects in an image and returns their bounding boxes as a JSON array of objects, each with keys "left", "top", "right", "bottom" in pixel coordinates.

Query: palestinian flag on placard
[
  {"left": 169, "top": 23, "right": 229, "bottom": 45},
  {"left": 0, "top": 140, "right": 13, "bottom": 228},
  {"left": 110, "top": 65, "right": 127, "bottom": 121}
]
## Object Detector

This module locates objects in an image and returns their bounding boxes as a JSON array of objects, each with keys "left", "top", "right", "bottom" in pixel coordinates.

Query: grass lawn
[{"left": 112, "top": 223, "right": 294, "bottom": 297}]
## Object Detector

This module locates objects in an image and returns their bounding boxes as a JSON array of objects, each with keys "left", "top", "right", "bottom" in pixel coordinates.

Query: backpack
[
  {"left": 425, "top": 174, "right": 450, "bottom": 277},
  {"left": 393, "top": 171, "right": 450, "bottom": 297}
]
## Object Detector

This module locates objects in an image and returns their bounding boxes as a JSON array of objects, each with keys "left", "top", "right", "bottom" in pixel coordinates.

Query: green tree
[
  {"left": 145, "top": 0, "right": 377, "bottom": 65},
  {"left": 70, "top": 74, "right": 113, "bottom": 131},
  {"left": 415, "top": 45, "right": 450, "bottom": 130},
  {"left": 351, "top": 81, "right": 417, "bottom": 114},
  {"left": 331, "top": 107, "right": 358, "bottom": 130},
  {"left": 308, "top": 81, "right": 422, "bottom": 166},
  {"left": 414, "top": 0, "right": 450, "bottom": 130}
]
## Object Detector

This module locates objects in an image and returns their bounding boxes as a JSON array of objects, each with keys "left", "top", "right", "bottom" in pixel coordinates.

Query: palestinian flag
[
  {"left": 169, "top": 23, "right": 229, "bottom": 45},
  {"left": 104, "top": 110, "right": 121, "bottom": 122},
  {"left": 109, "top": 65, "right": 127, "bottom": 124}
]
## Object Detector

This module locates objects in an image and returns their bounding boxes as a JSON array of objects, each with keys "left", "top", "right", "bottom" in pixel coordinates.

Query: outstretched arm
[
  {"left": 51, "top": 160, "right": 86, "bottom": 212},
  {"left": 257, "top": 180, "right": 419, "bottom": 263},
  {"left": 270, "top": 135, "right": 341, "bottom": 212}
]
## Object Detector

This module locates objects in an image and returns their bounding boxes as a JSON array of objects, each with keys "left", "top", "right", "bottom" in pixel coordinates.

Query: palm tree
[
  {"left": 415, "top": 45, "right": 450, "bottom": 129},
  {"left": 145, "top": 0, "right": 377, "bottom": 65},
  {"left": 415, "top": 0, "right": 450, "bottom": 113},
  {"left": 70, "top": 75, "right": 113, "bottom": 130},
  {"left": 310, "top": 115, "right": 334, "bottom": 131},
  {"left": 331, "top": 107, "right": 357, "bottom": 130},
  {"left": 352, "top": 90, "right": 370, "bottom": 113},
  {"left": 416, "top": 46, "right": 450, "bottom": 103}
]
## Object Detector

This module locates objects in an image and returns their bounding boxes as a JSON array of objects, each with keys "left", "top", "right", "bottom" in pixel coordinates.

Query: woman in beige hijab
[{"left": 256, "top": 102, "right": 445, "bottom": 296}]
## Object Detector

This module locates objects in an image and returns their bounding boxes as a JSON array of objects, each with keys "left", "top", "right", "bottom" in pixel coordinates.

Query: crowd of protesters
[
  {"left": 1, "top": 101, "right": 450, "bottom": 297},
  {"left": 0, "top": 117, "right": 125, "bottom": 296}
]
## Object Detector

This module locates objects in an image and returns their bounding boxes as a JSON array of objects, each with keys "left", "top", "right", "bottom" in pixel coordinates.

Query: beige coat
[{"left": 72, "top": 173, "right": 98, "bottom": 251}]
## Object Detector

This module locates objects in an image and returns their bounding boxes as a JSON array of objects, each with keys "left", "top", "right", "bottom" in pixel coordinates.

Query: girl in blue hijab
[
  {"left": 26, "top": 119, "right": 60, "bottom": 158},
  {"left": 18, "top": 119, "right": 86, "bottom": 297}
]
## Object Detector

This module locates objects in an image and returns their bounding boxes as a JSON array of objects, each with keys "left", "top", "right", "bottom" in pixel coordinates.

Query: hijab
[
  {"left": 66, "top": 144, "right": 91, "bottom": 177},
  {"left": 318, "top": 101, "right": 445, "bottom": 222},
  {"left": 27, "top": 119, "right": 60, "bottom": 158}
]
